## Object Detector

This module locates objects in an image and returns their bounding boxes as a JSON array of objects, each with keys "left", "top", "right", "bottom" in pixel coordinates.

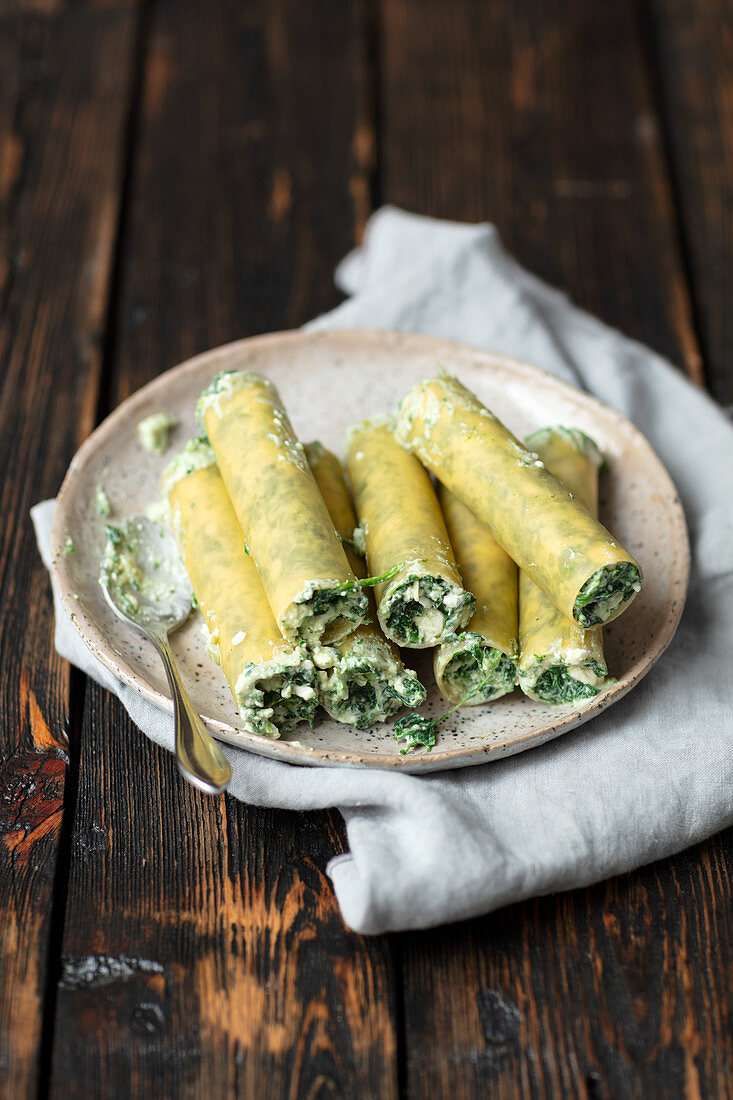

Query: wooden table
[{"left": 1, "top": 1, "right": 731, "bottom": 1095}]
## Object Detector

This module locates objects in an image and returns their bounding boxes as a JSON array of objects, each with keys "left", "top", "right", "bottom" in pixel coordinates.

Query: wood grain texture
[
  {"left": 2, "top": 0, "right": 731, "bottom": 1094},
  {"left": 398, "top": 841, "right": 733, "bottom": 1098},
  {"left": 642, "top": 0, "right": 733, "bottom": 404},
  {"left": 0, "top": 4, "right": 139, "bottom": 1096},
  {"left": 378, "top": 0, "right": 732, "bottom": 1095},
  {"left": 48, "top": 0, "right": 397, "bottom": 1095},
  {"left": 111, "top": 0, "right": 373, "bottom": 404},
  {"left": 51, "top": 697, "right": 398, "bottom": 1097},
  {"left": 379, "top": 0, "right": 703, "bottom": 384}
]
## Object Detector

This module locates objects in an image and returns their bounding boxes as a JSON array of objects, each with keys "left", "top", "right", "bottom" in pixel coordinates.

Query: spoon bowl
[
  {"left": 100, "top": 517, "right": 193, "bottom": 632},
  {"left": 100, "top": 517, "right": 232, "bottom": 795}
]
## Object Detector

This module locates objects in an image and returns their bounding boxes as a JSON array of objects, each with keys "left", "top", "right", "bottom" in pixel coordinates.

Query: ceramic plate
[{"left": 51, "top": 329, "right": 689, "bottom": 772}]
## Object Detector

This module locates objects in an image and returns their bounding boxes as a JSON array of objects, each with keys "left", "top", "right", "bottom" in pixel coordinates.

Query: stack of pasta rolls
[
  {"left": 163, "top": 369, "right": 642, "bottom": 744},
  {"left": 394, "top": 375, "right": 642, "bottom": 710},
  {"left": 164, "top": 371, "right": 425, "bottom": 739}
]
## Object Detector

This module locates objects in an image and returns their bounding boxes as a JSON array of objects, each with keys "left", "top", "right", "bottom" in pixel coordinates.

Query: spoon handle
[{"left": 154, "top": 633, "right": 232, "bottom": 795}]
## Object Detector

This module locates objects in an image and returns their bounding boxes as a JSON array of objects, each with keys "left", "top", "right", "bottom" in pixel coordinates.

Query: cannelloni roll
[
  {"left": 346, "top": 419, "right": 474, "bottom": 648},
  {"left": 197, "top": 371, "right": 368, "bottom": 647},
  {"left": 396, "top": 375, "right": 642, "bottom": 627},
  {"left": 164, "top": 439, "right": 318, "bottom": 738},
  {"left": 304, "top": 442, "right": 426, "bottom": 727},
  {"left": 518, "top": 428, "right": 609, "bottom": 703},
  {"left": 434, "top": 485, "right": 518, "bottom": 705}
]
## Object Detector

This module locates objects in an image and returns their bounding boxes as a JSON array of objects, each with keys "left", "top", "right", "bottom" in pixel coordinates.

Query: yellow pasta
[
  {"left": 346, "top": 419, "right": 474, "bottom": 648},
  {"left": 304, "top": 442, "right": 426, "bottom": 726},
  {"left": 197, "top": 371, "right": 368, "bottom": 646},
  {"left": 434, "top": 484, "right": 518, "bottom": 706},
  {"left": 164, "top": 439, "right": 317, "bottom": 738},
  {"left": 518, "top": 428, "right": 609, "bottom": 703},
  {"left": 396, "top": 374, "right": 642, "bottom": 627}
]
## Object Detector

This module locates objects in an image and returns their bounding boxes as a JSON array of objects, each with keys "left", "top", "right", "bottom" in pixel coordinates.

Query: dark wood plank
[
  {"left": 642, "top": 0, "right": 733, "bottom": 404},
  {"left": 49, "top": 0, "right": 397, "bottom": 1095},
  {"left": 396, "top": 839, "right": 733, "bottom": 1099},
  {"left": 52, "top": 698, "right": 398, "bottom": 1097},
  {"left": 380, "top": 0, "right": 703, "bottom": 387},
  {"left": 378, "top": 0, "right": 731, "bottom": 1094},
  {"left": 112, "top": 0, "right": 373, "bottom": 403},
  {"left": 0, "top": 4, "right": 141, "bottom": 1096}
]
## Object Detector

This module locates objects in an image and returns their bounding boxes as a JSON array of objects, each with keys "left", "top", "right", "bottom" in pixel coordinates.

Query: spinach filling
[
  {"left": 307, "top": 563, "right": 400, "bottom": 621},
  {"left": 394, "top": 638, "right": 513, "bottom": 754},
  {"left": 394, "top": 713, "right": 437, "bottom": 754},
  {"left": 305, "top": 589, "right": 354, "bottom": 624},
  {"left": 264, "top": 669, "right": 318, "bottom": 732},
  {"left": 320, "top": 655, "right": 426, "bottom": 728},
  {"left": 384, "top": 574, "right": 474, "bottom": 646},
  {"left": 390, "top": 674, "right": 427, "bottom": 709},
  {"left": 195, "top": 370, "right": 245, "bottom": 433},
  {"left": 288, "top": 583, "right": 368, "bottom": 646},
  {"left": 308, "top": 586, "right": 351, "bottom": 618},
  {"left": 239, "top": 664, "right": 317, "bottom": 737},
  {"left": 387, "top": 598, "right": 423, "bottom": 645},
  {"left": 574, "top": 561, "right": 642, "bottom": 627},
  {"left": 530, "top": 660, "right": 607, "bottom": 705},
  {"left": 443, "top": 639, "right": 517, "bottom": 703},
  {"left": 335, "top": 680, "right": 380, "bottom": 729}
]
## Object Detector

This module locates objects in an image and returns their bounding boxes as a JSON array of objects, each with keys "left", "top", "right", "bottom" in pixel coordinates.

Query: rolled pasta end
[
  {"left": 573, "top": 560, "right": 643, "bottom": 626},
  {"left": 379, "top": 570, "right": 475, "bottom": 649},
  {"left": 160, "top": 436, "right": 216, "bottom": 498},
  {"left": 435, "top": 633, "right": 517, "bottom": 707},
  {"left": 517, "top": 652, "right": 609, "bottom": 704},
  {"left": 525, "top": 426, "right": 604, "bottom": 471},
  {"left": 234, "top": 649, "right": 318, "bottom": 738},
  {"left": 518, "top": 425, "right": 616, "bottom": 702},
  {"left": 314, "top": 634, "right": 426, "bottom": 728},
  {"left": 343, "top": 413, "right": 396, "bottom": 457},
  {"left": 195, "top": 369, "right": 268, "bottom": 430},
  {"left": 281, "top": 579, "right": 369, "bottom": 647}
]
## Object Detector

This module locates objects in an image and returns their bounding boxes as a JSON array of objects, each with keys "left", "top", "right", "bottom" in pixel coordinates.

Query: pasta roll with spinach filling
[
  {"left": 346, "top": 420, "right": 474, "bottom": 648},
  {"left": 434, "top": 484, "right": 518, "bottom": 705},
  {"left": 518, "top": 428, "right": 610, "bottom": 703},
  {"left": 304, "top": 443, "right": 426, "bottom": 727},
  {"left": 164, "top": 439, "right": 317, "bottom": 738},
  {"left": 197, "top": 371, "right": 368, "bottom": 647},
  {"left": 396, "top": 375, "right": 642, "bottom": 627}
]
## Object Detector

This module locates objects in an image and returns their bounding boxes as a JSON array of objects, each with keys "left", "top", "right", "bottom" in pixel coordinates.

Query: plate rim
[{"left": 50, "top": 327, "right": 691, "bottom": 772}]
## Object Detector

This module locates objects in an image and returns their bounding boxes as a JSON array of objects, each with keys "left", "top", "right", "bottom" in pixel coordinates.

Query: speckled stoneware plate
[{"left": 51, "top": 329, "right": 689, "bottom": 772}]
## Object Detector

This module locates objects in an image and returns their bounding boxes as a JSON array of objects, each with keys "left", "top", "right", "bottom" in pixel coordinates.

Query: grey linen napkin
[{"left": 33, "top": 207, "right": 733, "bottom": 935}]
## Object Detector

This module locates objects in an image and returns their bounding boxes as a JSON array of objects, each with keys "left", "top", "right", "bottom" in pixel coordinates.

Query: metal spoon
[{"left": 99, "top": 517, "right": 231, "bottom": 795}]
